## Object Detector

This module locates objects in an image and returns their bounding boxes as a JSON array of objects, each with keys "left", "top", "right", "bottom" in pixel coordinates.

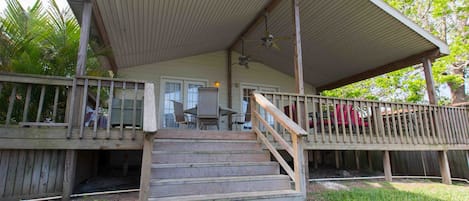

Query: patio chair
[
  {"left": 197, "top": 87, "right": 219, "bottom": 130},
  {"left": 283, "top": 103, "right": 315, "bottom": 128},
  {"left": 172, "top": 100, "right": 196, "bottom": 128},
  {"left": 335, "top": 104, "right": 369, "bottom": 131},
  {"left": 232, "top": 100, "right": 251, "bottom": 130}
]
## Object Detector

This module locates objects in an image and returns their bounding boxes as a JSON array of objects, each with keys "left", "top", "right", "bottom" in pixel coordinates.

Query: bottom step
[{"left": 148, "top": 190, "right": 304, "bottom": 201}]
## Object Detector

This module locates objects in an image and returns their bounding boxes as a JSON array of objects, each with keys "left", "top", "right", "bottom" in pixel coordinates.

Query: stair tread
[
  {"left": 152, "top": 161, "right": 278, "bottom": 168},
  {"left": 149, "top": 190, "right": 301, "bottom": 201},
  {"left": 151, "top": 175, "right": 290, "bottom": 185},
  {"left": 154, "top": 139, "right": 258, "bottom": 143},
  {"left": 152, "top": 150, "right": 266, "bottom": 154}
]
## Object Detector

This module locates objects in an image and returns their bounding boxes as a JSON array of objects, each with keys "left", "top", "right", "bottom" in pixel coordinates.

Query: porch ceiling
[{"left": 68, "top": 0, "right": 448, "bottom": 89}]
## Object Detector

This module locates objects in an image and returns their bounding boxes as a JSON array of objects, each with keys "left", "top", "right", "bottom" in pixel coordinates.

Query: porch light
[{"left": 214, "top": 81, "right": 220, "bottom": 88}]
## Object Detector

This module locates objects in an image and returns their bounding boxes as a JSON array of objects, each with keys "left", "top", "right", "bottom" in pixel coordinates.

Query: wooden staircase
[{"left": 146, "top": 129, "right": 303, "bottom": 201}]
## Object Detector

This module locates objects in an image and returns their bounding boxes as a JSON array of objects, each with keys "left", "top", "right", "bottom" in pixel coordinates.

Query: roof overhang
[{"left": 68, "top": 0, "right": 449, "bottom": 90}]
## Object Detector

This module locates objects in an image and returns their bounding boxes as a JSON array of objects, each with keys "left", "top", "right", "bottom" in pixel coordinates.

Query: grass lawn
[{"left": 308, "top": 179, "right": 469, "bottom": 201}]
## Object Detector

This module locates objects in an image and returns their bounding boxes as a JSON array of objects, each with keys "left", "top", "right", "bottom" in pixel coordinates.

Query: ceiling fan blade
[{"left": 272, "top": 42, "right": 281, "bottom": 50}]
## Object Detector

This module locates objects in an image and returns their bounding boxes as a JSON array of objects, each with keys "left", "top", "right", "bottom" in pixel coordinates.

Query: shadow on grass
[{"left": 309, "top": 187, "right": 445, "bottom": 201}]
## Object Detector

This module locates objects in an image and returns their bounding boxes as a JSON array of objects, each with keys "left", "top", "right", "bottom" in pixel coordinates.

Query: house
[{"left": 0, "top": 0, "right": 467, "bottom": 200}]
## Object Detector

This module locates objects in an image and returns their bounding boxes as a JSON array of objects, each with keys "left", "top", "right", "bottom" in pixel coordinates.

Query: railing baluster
[
  {"left": 304, "top": 96, "right": 310, "bottom": 136},
  {"left": 462, "top": 108, "right": 469, "bottom": 144},
  {"left": 401, "top": 103, "right": 410, "bottom": 144},
  {"left": 413, "top": 104, "right": 423, "bottom": 144},
  {"left": 281, "top": 95, "right": 286, "bottom": 136},
  {"left": 120, "top": 82, "right": 126, "bottom": 140},
  {"left": 456, "top": 108, "right": 465, "bottom": 144},
  {"left": 311, "top": 97, "right": 318, "bottom": 143},
  {"left": 346, "top": 100, "right": 354, "bottom": 143},
  {"left": 93, "top": 80, "right": 101, "bottom": 138},
  {"left": 384, "top": 103, "right": 392, "bottom": 144},
  {"left": 67, "top": 79, "right": 77, "bottom": 138},
  {"left": 22, "top": 84, "right": 32, "bottom": 122},
  {"left": 378, "top": 102, "right": 387, "bottom": 143},
  {"left": 354, "top": 101, "right": 361, "bottom": 143},
  {"left": 132, "top": 82, "right": 138, "bottom": 140},
  {"left": 340, "top": 100, "right": 347, "bottom": 143},
  {"left": 372, "top": 102, "right": 380, "bottom": 144},
  {"left": 417, "top": 105, "right": 427, "bottom": 144},
  {"left": 360, "top": 101, "right": 367, "bottom": 143},
  {"left": 319, "top": 98, "right": 325, "bottom": 143},
  {"left": 52, "top": 86, "right": 60, "bottom": 122},
  {"left": 390, "top": 104, "right": 398, "bottom": 144},
  {"left": 432, "top": 106, "right": 442, "bottom": 144},
  {"left": 366, "top": 101, "right": 374, "bottom": 144},
  {"left": 437, "top": 107, "right": 447, "bottom": 144},
  {"left": 326, "top": 99, "right": 333, "bottom": 143},
  {"left": 443, "top": 108, "right": 453, "bottom": 144},
  {"left": 395, "top": 104, "right": 404, "bottom": 144},
  {"left": 450, "top": 108, "right": 461, "bottom": 144},
  {"left": 332, "top": 99, "right": 339, "bottom": 143},
  {"left": 6, "top": 85, "right": 17, "bottom": 127},
  {"left": 36, "top": 85, "right": 46, "bottom": 122},
  {"left": 79, "top": 79, "right": 89, "bottom": 139},
  {"left": 422, "top": 106, "right": 432, "bottom": 144},
  {"left": 107, "top": 81, "right": 114, "bottom": 139}
]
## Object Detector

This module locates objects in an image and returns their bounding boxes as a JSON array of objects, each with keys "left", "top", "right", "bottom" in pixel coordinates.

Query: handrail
[
  {"left": 250, "top": 92, "right": 307, "bottom": 195},
  {"left": 252, "top": 92, "right": 307, "bottom": 136}
]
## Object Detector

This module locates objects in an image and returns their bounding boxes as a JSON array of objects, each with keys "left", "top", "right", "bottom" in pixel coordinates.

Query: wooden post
[
  {"left": 62, "top": 150, "right": 77, "bottom": 201},
  {"left": 466, "top": 150, "right": 469, "bottom": 168},
  {"left": 367, "top": 151, "right": 373, "bottom": 171},
  {"left": 355, "top": 150, "right": 360, "bottom": 170},
  {"left": 76, "top": 0, "right": 93, "bottom": 76},
  {"left": 292, "top": 135, "right": 307, "bottom": 197},
  {"left": 139, "top": 133, "right": 155, "bottom": 201},
  {"left": 383, "top": 151, "right": 392, "bottom": 182},
  {"left": 227, "top": 50, "right": 233, "bottom": 130},
  {"left": 313, "top": 151, "right": 319, "bottom": 169},
  {"left": 438, "top": 150, "right": 452, "bottom": 185},
  {"left": 422, "top": 58, "right": 438, "bottom": 105},
  {"left": 335, "top": 150, "right": 340, "bottom": 169},
  {"left": 292, "top": 0, "right": 304, "bottom": 95},
  {"left": 304, "top": 150, "right": 309, "bottom": 181}
]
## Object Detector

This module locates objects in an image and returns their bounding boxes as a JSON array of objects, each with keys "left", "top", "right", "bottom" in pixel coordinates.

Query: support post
[
  {"left": 76, "top": 0, "right": 93, "bottom": 76},
  {"left": 466, "top": 150, "right": 469, "bottom": 168},
  {"left": 355, "top": 150, "right": 360, "bottom": 170},
  {"left": 438, "top": 150, "right": 452, "bottom": 185},
  {"left": 139, "top": 133, "right": 155, "bottom": 201},
  {"left": 383, "top": 151, "right": 392, "bottom": 182},
  {"left": 367, "top": 151, "right": 373, "bottom": 171},
  {"left": 335, "top": 150, "right": 340, "bottom": 169},
  {"left": 292, "top": 0, "right": 304, "bottom": 95},
  {"left": 422, "top": 57, "right": 438, "bottom": 105},
  {"left": 62, "top": 150, "right": 77, "bottom": 201},
  {"left": 292, "top": 135, "right": 307, "bottom": 197},
  {"left": 227, "top": 50, "right": 233, "bottom": 130},
  {"left": 313, "top": 151, "right": 319, "bottom": 169}
]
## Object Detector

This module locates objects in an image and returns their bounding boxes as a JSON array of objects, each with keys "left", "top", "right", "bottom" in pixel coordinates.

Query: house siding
[{"left": 119, "top": 51, "right": 316, "bottom": 128}]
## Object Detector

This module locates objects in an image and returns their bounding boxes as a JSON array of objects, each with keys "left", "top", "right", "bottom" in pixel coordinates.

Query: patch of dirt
[{"left": 71, "top": 191, "right": 138, "bottom": 201}]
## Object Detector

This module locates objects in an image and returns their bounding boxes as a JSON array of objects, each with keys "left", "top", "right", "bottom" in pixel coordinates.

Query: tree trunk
[{"left": 448, "top": 66, "right": 468, "bottom": 104}]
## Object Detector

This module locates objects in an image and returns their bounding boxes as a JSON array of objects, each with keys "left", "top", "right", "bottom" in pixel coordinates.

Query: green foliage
[
  {"left": 0, "top": 0, "right": 105, "bottom": 76},
  {"left": 323, "top": 0, "right": 468, "bottom": 105}
]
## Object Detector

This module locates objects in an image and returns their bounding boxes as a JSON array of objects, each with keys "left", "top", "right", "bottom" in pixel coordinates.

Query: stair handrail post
[{"left": 292, "top": 133, "right": 307, "bottom": 196}]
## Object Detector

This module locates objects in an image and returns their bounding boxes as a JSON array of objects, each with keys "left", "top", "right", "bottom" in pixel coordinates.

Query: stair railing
[{"left": 250, "top": 92, "right": 307, "bottom": 196}]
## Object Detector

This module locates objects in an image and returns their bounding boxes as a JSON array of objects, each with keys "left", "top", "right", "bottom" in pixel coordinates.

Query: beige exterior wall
[{"left": 119, "top": 51, "right": 315, "bottom": 128}]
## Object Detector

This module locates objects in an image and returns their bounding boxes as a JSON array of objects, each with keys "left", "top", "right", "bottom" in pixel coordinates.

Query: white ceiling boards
[{"left": 68, "top": 0, "right": 448, "bottom": 89}]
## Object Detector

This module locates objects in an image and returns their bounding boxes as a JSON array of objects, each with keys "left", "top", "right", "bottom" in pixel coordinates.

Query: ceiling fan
[
  {"left": 258, "top": 12, "right": 291, "bottom": 50},
  {"left": 233, "top": 38, "right": 251, "bottom": 68}
]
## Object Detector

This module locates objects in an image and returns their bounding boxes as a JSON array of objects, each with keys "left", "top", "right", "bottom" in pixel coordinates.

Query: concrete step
[
  {"left": 156, "top": 129, "right": 256, "bottom": 140},
  {"left": 151, "top": 162, "right": 279, "bottom": 179},
  {"left": 153, "top": 139, "right": 260, "bottom": 151},
  {"left": 152, "top": 150, "right": 270, "bottom": 164},
  {"left": 149, "top": 175, "right": 291, "bottom": 198},
  {"left": 148, "top": 190, "right": 303, "bottom": 201}
]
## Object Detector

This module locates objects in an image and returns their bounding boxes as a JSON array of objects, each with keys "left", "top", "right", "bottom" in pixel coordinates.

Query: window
[{"left": 240, "top": 84, "right": 278, "bottom": 130}]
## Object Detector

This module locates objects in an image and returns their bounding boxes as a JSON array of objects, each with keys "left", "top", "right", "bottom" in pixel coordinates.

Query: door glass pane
[
  {"left": 187, "top": 83, "right": 204, "bottom": 109},
  {"left": 163, "top": 82, "right": 182, "bottom": 128}
]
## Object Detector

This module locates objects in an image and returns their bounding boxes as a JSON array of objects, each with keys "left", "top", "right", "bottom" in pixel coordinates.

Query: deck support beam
[
  {"left": 62, "top": 150, "right": 77, "bottom": 201},
  {"left": 335, "top": 150, "right": 340, "bottom": 169},
  {"left": 355, "top": 150, "right": 360, "bottom": 170},
  {"left": 438, "top": 150, "right": 452, "bottom": 184},
  {"left": 367, "top": 151, "right": 373, "bottom": 171},
  {"left": 422, "top": 57, "right": 438, "bottom": 105},
  {"left": 383, "top": 151, "right": 392, "bottom": 182},
  {"left": 227, "top": 50, "right": 233, "bottom": 130}
]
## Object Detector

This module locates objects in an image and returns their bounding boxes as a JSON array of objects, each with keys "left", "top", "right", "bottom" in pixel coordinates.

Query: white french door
[{"left": 161, "top": 78, "right": 206, "bottom": 128}]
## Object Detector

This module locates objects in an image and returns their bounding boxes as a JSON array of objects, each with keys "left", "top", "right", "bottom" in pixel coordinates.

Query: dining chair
[
  {"left": 197, "top": 87, "right": 219, "bottom": 130},
  {"left": 172, "top": 100, "right": 196, "bottom": 128},
  {"left": 232, "top": 100, "right": 251, "bottom": 130}
]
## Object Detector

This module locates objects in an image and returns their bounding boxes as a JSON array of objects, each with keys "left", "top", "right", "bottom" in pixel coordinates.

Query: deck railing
[
  {"left": 0, "top": 73, "right": 157, "bottom": 140},
  {"left": 258, "top": 92, "right": 469, "bottom": 147},
  {"left": 251, "top": 92, "right": 307, "bottom": 196}
]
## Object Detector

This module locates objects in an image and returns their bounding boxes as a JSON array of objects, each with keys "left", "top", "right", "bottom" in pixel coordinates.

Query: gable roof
[{"left": 68, "top": 0, "right": 448, "bottom": 89}]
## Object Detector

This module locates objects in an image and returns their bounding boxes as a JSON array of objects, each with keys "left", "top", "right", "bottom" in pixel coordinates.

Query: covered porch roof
[{"left": 68, "top": 0, "right": 448, "bottom": 90}]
